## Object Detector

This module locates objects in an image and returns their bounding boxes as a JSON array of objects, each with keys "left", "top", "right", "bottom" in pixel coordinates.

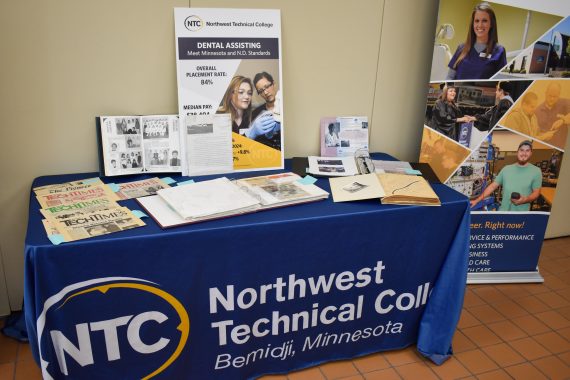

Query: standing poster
[
  {"left": 174, "top": 8, "right": 283, "bottom": 175},
  {"left": 421, "top": 0, "right": 570, "bottom": 283}
]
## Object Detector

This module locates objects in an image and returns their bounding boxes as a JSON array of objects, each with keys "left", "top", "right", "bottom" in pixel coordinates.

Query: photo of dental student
[
  {"left": 430, "top": 0, "right": 560, "bottom": 81},
  {"left": 447, "top": 2, "right": 506, "bottom": 80}
]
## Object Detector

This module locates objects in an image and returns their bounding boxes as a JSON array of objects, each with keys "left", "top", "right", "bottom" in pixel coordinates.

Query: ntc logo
[
  {"left": 36, "top": 277, "right": 189, "bottom": 379},
  {"left": 184, "top": 15, "right": 203, "bottom": 31}
]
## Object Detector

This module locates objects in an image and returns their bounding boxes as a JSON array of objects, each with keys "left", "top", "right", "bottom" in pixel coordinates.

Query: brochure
[
  {"left": 114, "top": 177, "right": 171, "bottom": 200},
  {"left": 181, "top": 114, "right": 234, "bottom": 176},
  {"left": 97, "top": 115, "right": 181, "bottom": 176},
  {"left": 320, "top": 116, "right": 369, "bottom": 157},
  {"left": 174, "top": 8, "right": 284, "bottom": 173}
]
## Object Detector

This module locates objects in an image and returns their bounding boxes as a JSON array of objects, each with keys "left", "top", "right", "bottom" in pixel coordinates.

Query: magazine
[
  {"left": 36, "top": 184, "right": 119, "bottom": 209},
  {"left": 33, "top": 178, "right": 103, "bottom": 194},
  {"left": 320, "top": 116, "right": 369, "bottom": 157},
  {"left": 40, "top": 198, "right": 119, "bottom": 220},
  {"left": 44, "top": 206, "right": 146, "bottom": 242},
  {"left": 97, "top": 115, "right": 181, "bottom": 176},
  {"left": 114, "top": 177, "right": 171, "bottom": 200}
]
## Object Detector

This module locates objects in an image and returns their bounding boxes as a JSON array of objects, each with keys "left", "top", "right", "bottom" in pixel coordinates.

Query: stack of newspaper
[
  {"left": 137, "top": 172, "right": 329, "bottom": 228},
  {"left": 35, "top": 177, "right": 171, "bottom": 243}
]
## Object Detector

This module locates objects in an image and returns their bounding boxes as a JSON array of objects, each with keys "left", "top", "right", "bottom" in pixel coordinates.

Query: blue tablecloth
[{"left": 24, "top": 155, "right": 470, "bottom": 379}]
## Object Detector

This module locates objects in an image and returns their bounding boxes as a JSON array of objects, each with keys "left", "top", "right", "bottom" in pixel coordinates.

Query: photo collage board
[{"left": 421, "top": 0, "right": 570, "bottom": 278}]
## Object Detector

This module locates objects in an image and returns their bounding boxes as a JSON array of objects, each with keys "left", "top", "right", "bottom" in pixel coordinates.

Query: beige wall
[{"left": 0, "top": 0, "right": 568, "bottom": 313}]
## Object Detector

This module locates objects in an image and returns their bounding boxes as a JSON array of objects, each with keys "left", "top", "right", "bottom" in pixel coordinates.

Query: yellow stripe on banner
[{"left": 232, "top": 132, "right": 282, "bottom": 170}]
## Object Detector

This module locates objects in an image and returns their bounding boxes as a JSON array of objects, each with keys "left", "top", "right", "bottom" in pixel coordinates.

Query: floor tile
[
  {"left": 494, "top": 284, "right": 530, "bottom": 299},
  {"left": 486, "top": 320, "right": 528, "bottom": 341},
  {"left": 393, "top": 361, "right": 438, "bottom": 380},
  {"left": 559, "top": 326, "right": 570, "bottom": 341},
  {"left": 558, "top": 351, "right": 570, "bottom": 364},
  {"left": 492, "top": 299, "right": 528, "bottom": 319},
  {"left": 466, "top": 304, "right": 505, "bottom": 324},
  {"left": 319, "top": 360, "right": 359, "bottom": 379},
  {"left": 455, "top": 349, "right": 498, "bottom": 375},
  {"left": 352, "top": 352, "right": 391, "bottom": 373},
  {"left": 425, "top": 356, "right": 471, "bottom": 380},
  {"left": 504, "top": 362, "right": 549, "bottom": 380},
  {"left": 475, "top": 368, "right": 512, "bottom": 380},
  {"left": 539, "top": 291, "right": 570, "bottom": 309},
  {"left": 288, "top": 367, "right": 326, "bottom": 380},
  {"left": 481, "top": 343, "right": 525, "bottom": 367},
  {"left": 17, "top": 343, "right": 34, "bottom": 362},
  {"left": 0, "top": 333, "right": 19, "bottom": 364},
  {"left": 520, "top": 283, "right": 550, "bottom": 296},
  {"left": 557, "top": 305, "right": 570, "bottom": 320},
  {"left": 532, "top": 331, "right": 570, "bottom": 354},
  {"left": 514, "top": 295, "right": 551, "bottom": 314},
  {"left": 463, "top": 291, "right": 487, "bottom": 309},
  {"left": 508, "top": 336, "right": 551, "bottom": 361},
  {"left": 14, "top": 360, "right": 42, "bottom": 380},
  {"left": 0, "top": 362, "right": 15, "bottom": 379},
  {"left": 457, "top": 309, "right": 481, "bottom": 329},
  {"left": 531, "top": 355, "right": 570, "bottom": 380},
  {"left": 382, "top": 347, "right": 423, "bottom": 367},
  {"left": 461, "top": 325, "right": 502, "bottom": 347},
  {"left": 556, "top": 287, "right": 570, "bottom": 302},
  {"left": 337, "top": 375, "right": 364, "bottom": 380},
  {"left": 471, "top": 286, "right": 510, "bottom": 304},
  {"left": 452, "top": 330, "right": 477, "bottom": 353},
  {"left": 510, "top": 314, "right": 552, "bottom": 336},
  {"left": 534, "top": 310, "right": 570, "bottom": 330},
  {"left": 363, "top": 367, "right": 400, "bottom": 380}
]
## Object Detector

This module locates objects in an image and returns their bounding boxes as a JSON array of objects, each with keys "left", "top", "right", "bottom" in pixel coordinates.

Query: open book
[
  {"left": 137, "top": 172, "right": 329, "bottom": 228},
  {"left": 330, "top": 173, "right": 440, "bottom": 206}
]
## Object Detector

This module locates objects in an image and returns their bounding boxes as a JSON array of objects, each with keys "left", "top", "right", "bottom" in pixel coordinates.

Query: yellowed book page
[
  {"left": 377, "top": 173, "right": 440, "bottom": 205},
  {"left": 329, "top": 173, "right": 385, "bottom": 202}
]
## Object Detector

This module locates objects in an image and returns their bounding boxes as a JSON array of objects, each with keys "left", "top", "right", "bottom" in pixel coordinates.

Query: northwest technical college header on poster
[
  {"left": 174, "top": 9, "right": 284, "bottom": 175},
  {"left": 421, "top": 0, "right": 570, "bottom": 282}
]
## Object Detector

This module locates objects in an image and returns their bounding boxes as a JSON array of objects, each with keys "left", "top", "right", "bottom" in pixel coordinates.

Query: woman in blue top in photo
[{"left": 447, "top": 2, "right": 506, "bottom": 80}]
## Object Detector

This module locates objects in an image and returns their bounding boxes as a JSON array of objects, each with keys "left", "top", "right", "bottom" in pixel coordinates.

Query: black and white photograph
[
  {"left": 115, "top": 117, "right": 141, "bottom": 135},
  {"left": 317, "top": 159, "right": 343, "bottom": 166},
  {"left": 342, "top": 182, "right": 369, "bottom": 193},
  {"left": 260, "top": 183, "right": 309, "bottom": 201},
  {"left": 187, "top": 123, "right": 214, "bottom": 135},
  {"left": 319, "top": 166, "right": 346, "bottom": 173},
  {"left": 143, "top": 118, "right": 170, "bottom": 139}
]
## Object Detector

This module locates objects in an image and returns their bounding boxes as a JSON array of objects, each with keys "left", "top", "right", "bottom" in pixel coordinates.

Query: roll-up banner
[{"left": 421, "top": 0, "right": 570, "bottom": 283}]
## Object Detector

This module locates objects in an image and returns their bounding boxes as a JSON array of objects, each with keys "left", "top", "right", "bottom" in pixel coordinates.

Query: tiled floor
[{"left": 2, "top": 237, "right": 570, "bottom": 379}]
